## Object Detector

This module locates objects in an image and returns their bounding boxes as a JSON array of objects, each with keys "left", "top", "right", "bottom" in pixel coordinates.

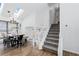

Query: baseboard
[{"left": 63, "top": 50, "right": 79, "bottom": 56}]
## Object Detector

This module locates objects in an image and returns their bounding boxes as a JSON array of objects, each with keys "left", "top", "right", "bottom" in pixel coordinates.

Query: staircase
[{"left": 43, "top": 24, "right": 59, "bottom": 55}]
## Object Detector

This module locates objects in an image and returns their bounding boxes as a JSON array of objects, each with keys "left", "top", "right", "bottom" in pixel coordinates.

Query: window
[
  {"left": 0, "top": 21, "right": 7, "bottom": 37},
  {"left": 0, "top": 21, "right": 6, "bottom": 32}
]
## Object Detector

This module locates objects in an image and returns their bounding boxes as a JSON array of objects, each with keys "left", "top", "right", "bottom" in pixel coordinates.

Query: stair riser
[
  {"left": 50, "top": 30, "right": 59, "bottom": 32},
  {"left": 50, "top": 27, "right": 59, "bottom": 29},
  {"left": 48, "top": 34, "right": 59, "bottom": 36},
  {"left": 47, "top": 35, "right": 59, "bottom": 38},
  {"left": 43, "top": 47, "right": 58, "bottom": 54},
  {"left": 49, "top": 30, "right": 59, "bottom": 32},
  {"left": 50, "top": 28, "right": 59, "bottom": 31},
  {"left": 50, "top": 28, "right": 59, "bottom": 30},
  {"left": 44, "top": 42, "right": 58, "bottom": 47},
  {"left": 49, "top": 31, "right": 59, "bottom": 33},
  {"left": 52, "top": 24, "right": 59, "bottom": 26},
  {"left": 52, "top": 26, "right": 59, "bottom": 28},
  {"left": 48, "top": 32, "right": 59, "bottom": 35}
]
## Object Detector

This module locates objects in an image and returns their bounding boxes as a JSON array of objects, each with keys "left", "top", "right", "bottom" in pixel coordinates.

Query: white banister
[{"left": 38, "top": 26, "right": 51, "bottom": 49}]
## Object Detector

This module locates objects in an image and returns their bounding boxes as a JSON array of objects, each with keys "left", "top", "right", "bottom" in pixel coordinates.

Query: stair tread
[
  {"left": 49, "top": 30, "right": 59, "bottom": 32},
  {"left": 50, "top": 28, "right": 59, "bottom": 30},
  {"left": 50, "top": 30, "right": 59, "bottom": 32},
  {"left": 45, "top": 41, "right": 58, "bottom": 46},
  {"left": 46, "top": 37, "right": 59, "bottom": 40},
  {"left": 47, "top": 34, "right": 59, "bottom": 37},
  {"left": 43, "top": 45, "right": 58, "bottom": 52},
  {"left": 49, "top": 32, "right": 59, "bottom": 33},
  {"left": 52, "top": 26, "right": 59, "bottom": 28},
  {"left": 48, "top": 34, "right": 59, "bottom": 35},
  {"left": 48, "top": 33, "right": 59, "bottom": 35}
]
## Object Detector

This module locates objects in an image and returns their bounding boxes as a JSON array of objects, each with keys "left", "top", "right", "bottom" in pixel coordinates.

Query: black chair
[
  {"left": 9, "top": 36, "right": 16, "bottom": 47},
  {"left": 3, "top": 37, "right": 7, "bottom": 46},
  {"left": 3, "top": 36, "right": 11, "bottom": 48},
  {"left": 16, "top": 35, "right": 23, "bottom": 47},
  {"left": 19, "top": 35, "right": 23, "bottom": 45}
]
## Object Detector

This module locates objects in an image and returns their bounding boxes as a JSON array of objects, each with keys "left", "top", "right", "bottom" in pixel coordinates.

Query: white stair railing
[{"left": 25, "top": 26, "right": 50, "bottom": 49}]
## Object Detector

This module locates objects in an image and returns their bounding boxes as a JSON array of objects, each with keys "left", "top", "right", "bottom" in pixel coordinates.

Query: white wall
[
  {"left": 49, "top": 8, "right": 55, "bottom": 24},
  {"left": 36, "top": 7, "right": 49, "bottom": 28},
  {"left": 49, "top": 4, "right": 60, "bottom": 25},
  {"left": 21, "top": 13, "right": 36, "bottom": 33},
  {"left": 49, "top": 6, "right": 56, "bottom": 24},
  {"left": 21, "top": 4, "right": 50, "bottom": 31},
  {"left": 60, "top": 3, "right": 79, "bottom": 54}
]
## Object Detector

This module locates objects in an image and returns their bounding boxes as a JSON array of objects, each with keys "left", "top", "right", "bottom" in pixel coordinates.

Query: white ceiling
[
  {"left": 1, "top": 3, "right": 58, "bottom": 22},
  {"left": 1, "top": 3, "right": 48, "bottom": 18}
]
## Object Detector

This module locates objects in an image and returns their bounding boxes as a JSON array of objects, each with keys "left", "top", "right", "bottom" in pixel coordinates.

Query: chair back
[{"left": 18, "top": 35, "right": 23, "bottom": 41}]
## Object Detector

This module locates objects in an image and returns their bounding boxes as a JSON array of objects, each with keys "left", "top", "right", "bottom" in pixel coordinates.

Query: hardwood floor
[
  {"left": 63, "top": 50, "right": 79, "bottom": 56},
  {"left": 0, "top": 41, "right": 57, "bottom": 56}
]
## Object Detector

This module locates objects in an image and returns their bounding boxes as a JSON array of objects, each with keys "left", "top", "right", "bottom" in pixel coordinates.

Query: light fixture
[{"left": 8, "top": 10, "right": 17, "bottom": 24}]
